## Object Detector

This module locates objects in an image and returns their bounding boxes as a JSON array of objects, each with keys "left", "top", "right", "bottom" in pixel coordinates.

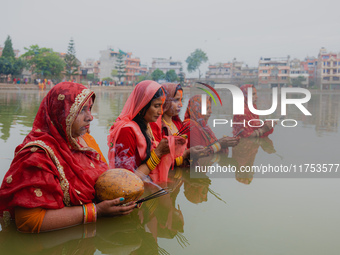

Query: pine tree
[
  {"left": 115, "top": 53, "right": 126, "bottom": 82},
  {"left": 64, "top": 38, "right": 79, "bottom": 80},
  {"left": 1, "top": 36, "right": 15, "bottom": 59}
]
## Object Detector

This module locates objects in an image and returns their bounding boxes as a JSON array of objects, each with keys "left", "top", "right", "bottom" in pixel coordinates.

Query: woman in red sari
[
  {"left": 107, "top": 80, "right": 186, "bottom": 183},
  {"left": 232, "top": 84, "right": 274, "bottom": 138},
  {"left": 183, "top": 95, "right": 239, "bottom": 154},
  {"left": 151, "top": 83, "right": 205, "bottom": 166},
  {"left": 0, "top": 82, "right": 136, "bottom": 233}
]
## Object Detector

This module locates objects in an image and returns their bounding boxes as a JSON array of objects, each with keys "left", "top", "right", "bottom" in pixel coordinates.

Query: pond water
[{"left": 0, "top": 88, "right": 339, "bottom": 255}]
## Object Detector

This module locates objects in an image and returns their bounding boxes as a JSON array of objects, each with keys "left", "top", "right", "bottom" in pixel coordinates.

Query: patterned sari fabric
[
  {"left": 183, "top": 95, "right": 218, "bottom": 147},
  {"left": 232, "top": 84, "right": 274, "bottom": 138},
  {"left": 0, "top": 82, "right": 108, "bottom": 218}
]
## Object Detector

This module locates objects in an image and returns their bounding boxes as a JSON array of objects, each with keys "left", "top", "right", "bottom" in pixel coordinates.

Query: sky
[{"left": 1, "top": 0, "right": 340, "bottom": 77}]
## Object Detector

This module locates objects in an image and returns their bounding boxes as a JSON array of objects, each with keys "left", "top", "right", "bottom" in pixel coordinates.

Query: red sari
[
  {"left": 182, "top": 95, "right": 218, "bottom": 147},
  {"left": 0, "top": 82, "right": 108, "bottom": 218},
  {"left": 233, "top": 84, "right": 274, "bottom": 138}
]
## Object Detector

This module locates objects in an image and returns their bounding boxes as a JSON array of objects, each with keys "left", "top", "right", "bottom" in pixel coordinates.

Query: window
[
  {"left": 333, "top": 77, "right": 339, "bottom": 81},
  {"left": 263, "top": 70, "right": 268, "bottom": 73},
  {"left": 282, "top": 77, "right": 287, "bottom": 80}
]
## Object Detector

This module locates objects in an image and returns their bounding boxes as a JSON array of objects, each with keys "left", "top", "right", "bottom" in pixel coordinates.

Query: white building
[{"left": 149, "top": 58, "right": 183, "bottom": 75}]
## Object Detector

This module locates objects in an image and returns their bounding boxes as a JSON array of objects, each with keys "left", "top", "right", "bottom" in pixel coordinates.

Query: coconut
[{"left": 95, "top": 169, "right": 144, "bottom": 203}]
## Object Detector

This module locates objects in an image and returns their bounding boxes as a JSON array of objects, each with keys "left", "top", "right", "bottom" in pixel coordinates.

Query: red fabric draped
[
  {"left": 232, "top": 84, "right": 273, "bottom": 138},
  {"left": 108, "top": 80, "right": 186, "bottom": 183},
  {"left": 0, "top": 82, "right": 108, "bottom": 218},
  {"left": 183, "top": 95, "right": 217, "bottom": 147},
  {"left": 107, "top": 80, "right": 162, "bottom": 169}
]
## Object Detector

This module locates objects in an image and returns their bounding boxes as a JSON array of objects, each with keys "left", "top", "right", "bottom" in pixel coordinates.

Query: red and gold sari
[{"left": 0, "top": 82, "right": 108, "bottom": 219}]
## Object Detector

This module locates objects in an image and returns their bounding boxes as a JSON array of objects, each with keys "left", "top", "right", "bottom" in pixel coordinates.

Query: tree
[
  {"left": 151, "top": 69, "right": 164, "bottom": 81},
  {"left": 165, "top": 70, "right": 178, "bottom": 82},
  {"left": 291, "top": 76, "right": 306, "bottom": 87},
  {"left": 186, "top": 49, "right": 208, "bottom": 79},
  {"left": 1, "top": 36, "right": 15, "bottom": 59},
  {"left": 115, "top": 53, "right": 126, "bottom": 82},
  {"left": 178, "top": 67, "right": 185, "bottom": 84},
  {"left": 0, "top": 36, "right": 26, "bottom": 79},
  {"left": 86, "top": 73, "right": 99, "bottom": 82},
  {"left": 22, "top": 45, "right": 65, "bottom": 79},
  {"left": 0, "top": 58, "right": 13, "bottom": 77},
  {"left": 102, "top": 77, "right": 113, "bottom": 82},
  {"left": 64, "top": 38, "right": 79, "bottom": 80},
  {"left": 138, "top": 73, "right": 152, "bottom": 82}
]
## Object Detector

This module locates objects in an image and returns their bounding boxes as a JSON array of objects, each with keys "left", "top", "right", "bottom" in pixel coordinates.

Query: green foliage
[
  {"left": 0, "top": 58, "right": 13, "bottom": 76},
  {"left": 22, "top": 45, "right": 65, "bottom": 79},
  {"left": 87, "top": 73, "right": 99, "bottom": 82},
  {"left": 138, "top": 74, "right": 152, "bottom": 82},
  {"left": 1, "top": 36, "right": 15, "bottom": 59},
  {"left": 0, "top": 36, "right": 25, "bottom": 77},
  {"left": 111, "top": 69, "right": 118, "bottom": 77},
  {"left": 64, "top": 38, "right": 79, "bottom": 79},
  {"left": 165, "top": 69, "right": 178, "bottom": 82},
  {"left": 102, "top": 77, "right": 113, "bottom": 82},
  {"left": 151, "top": 69, "right": 164, "bottom": 81},
  {"left": 186, "top": 49, "right": 208, "bottom": 79},
  {"left": 291, "top": 76, "right": 306, "bottom": 87},
  {"left": 115, "top": 53, "right": 126, "bottom": 81}
]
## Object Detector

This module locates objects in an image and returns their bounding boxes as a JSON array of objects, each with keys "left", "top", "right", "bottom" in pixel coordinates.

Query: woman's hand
[
  {"left": 263, "top": 120, "right": 275, "bottom": 132},
  {"left": 184, "top": 146, "right": 207, "bottom": 159},
  {"left": 219, "top": 136, "right": 240, "bottom": 148},
  {"left": 154, "top": 138, "right": 170, "bottom": 158},
  {"left": 96, "top": 198, "right": 136, "bottom": 217}
]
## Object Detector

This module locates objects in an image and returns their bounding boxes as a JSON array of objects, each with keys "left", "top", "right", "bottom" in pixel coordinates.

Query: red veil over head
[
  {"left": 183, "top": 95, "right": 217, "bottom": 147},
  {"left": 232, "top": 84, "right": 273, "bottom": 138},
  {"left": 0, "top": 82, "right": 108, "bottom": 217},
  {"left": 107, "top": 80, "right": 162, "bottom": 168}
]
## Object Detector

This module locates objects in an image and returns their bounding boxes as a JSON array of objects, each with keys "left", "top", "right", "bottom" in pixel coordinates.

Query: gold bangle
[
  {"left": 175, "top": 156, "right": 184, "bottom": 166},
  {"left": 211, "top": 142, "right": 221, "bottom": 153}
]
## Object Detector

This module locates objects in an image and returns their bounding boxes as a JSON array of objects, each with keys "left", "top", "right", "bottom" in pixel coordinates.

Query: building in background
[
  {"left": 301, "top": 56, "right": 318, "bottom": 87},
  {"left": 289, "top": 58, "right": 309, "bottom": 87},
  {"left": 149, "top": 57, "right": 183, "bottom": 75},
  {"left": 205, "top": 59, "right": 257, "bottom": 85},
  {"left": 258, "top": 56, "right": 290, "bottom": 88},
  {"left": 316, "top": 47, "right": 340, "bottom": 90},
  {"left": 81, "top": 58, "right": 100, "bottom": 80},
  {"left": 99, "top": 48, "right": 145, "bottom": 83}
]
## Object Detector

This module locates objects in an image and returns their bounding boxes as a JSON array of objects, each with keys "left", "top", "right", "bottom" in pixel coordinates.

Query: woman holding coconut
[{"left": 0, "top": 82, "right": 136, "bottom": 233}]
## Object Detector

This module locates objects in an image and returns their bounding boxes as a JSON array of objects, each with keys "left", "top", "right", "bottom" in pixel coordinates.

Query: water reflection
[
  {"left": 232, "top": 137, "right": 276, "bottom": 184},
  {"left": 1, "top": 88, "right": 340, "bottom": 255},
  {"left": 0, "top": 167, "right": 218, "bottom": 255}
]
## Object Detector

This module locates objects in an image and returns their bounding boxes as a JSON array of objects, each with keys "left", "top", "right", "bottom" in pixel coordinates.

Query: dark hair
[
  {"left": 173, "top": 84, "right": 183, "bottom": 97},
  {"left": 133, "top": 87, "right": 164, "bottom": 163}
]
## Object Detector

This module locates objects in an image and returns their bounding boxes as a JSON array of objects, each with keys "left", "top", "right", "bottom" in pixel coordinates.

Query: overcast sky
[{"left": 1, "top": 0, "right": 339, "bottom": 77}]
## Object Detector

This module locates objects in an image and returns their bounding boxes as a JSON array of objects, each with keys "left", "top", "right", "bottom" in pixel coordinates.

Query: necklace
[
  {"left": 162, "top": 117, "right": 178, "bottom": 135},
  {"left": 147, "top": 124, "right": 156, "bottom": 141}
]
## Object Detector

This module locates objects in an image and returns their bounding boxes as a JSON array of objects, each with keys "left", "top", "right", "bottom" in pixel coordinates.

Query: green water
[{"left": 0, "top": 88, "right": 340, "bottom": 255}]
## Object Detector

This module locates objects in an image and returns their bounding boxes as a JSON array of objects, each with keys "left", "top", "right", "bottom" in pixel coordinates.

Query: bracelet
[
  {"left": 175, "top": 156, "right": 184, "bottom": 166},
  {"left": 83, "top": 203, "right": 97, "bottom": 224},
  {"left": 146, "top": 149, "right": 161, "bottom": 171},
  {"left": 210, "top": 142, "right": 221, "bottom": 153}
]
